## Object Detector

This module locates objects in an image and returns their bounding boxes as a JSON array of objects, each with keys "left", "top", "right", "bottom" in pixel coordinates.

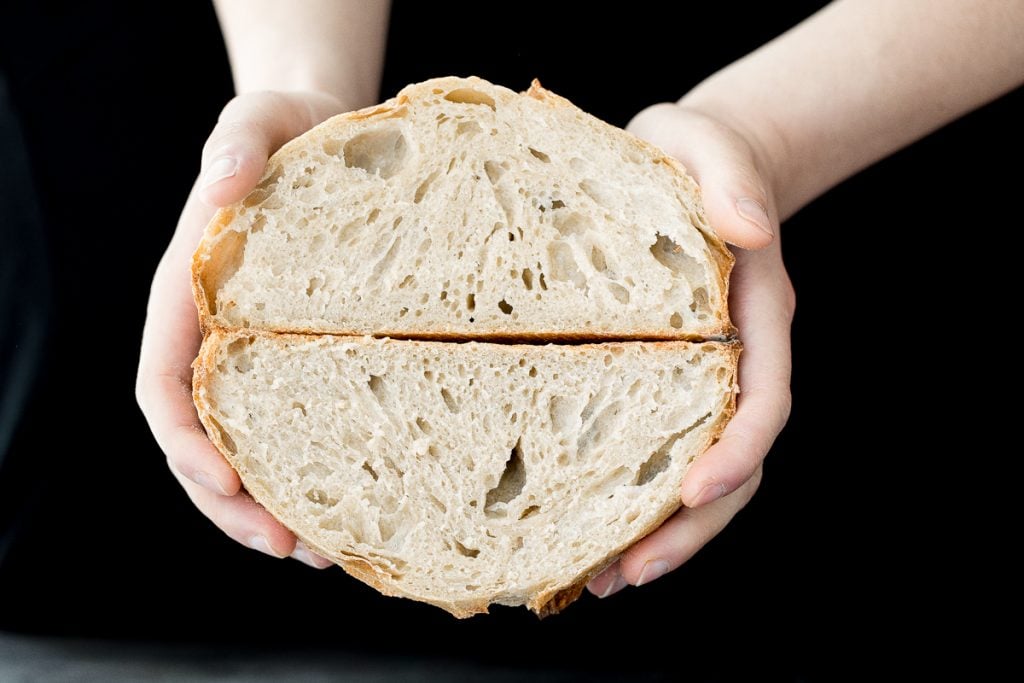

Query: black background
[{"left": 0, "top": 0, "right": 1017, "bottom": 677}]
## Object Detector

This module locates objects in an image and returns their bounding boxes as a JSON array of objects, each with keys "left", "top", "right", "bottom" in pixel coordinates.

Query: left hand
[{"left": 588, "top": 103, "right": 795, "bottom": 597}]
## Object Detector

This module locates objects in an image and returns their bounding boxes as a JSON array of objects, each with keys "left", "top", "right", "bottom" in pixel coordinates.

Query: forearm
[
  {"left": 213, "top": 0, "right": 390, "bottom": 110},
  {"left": 680, "top": 0, "right": 1024, "bottom": 219}
]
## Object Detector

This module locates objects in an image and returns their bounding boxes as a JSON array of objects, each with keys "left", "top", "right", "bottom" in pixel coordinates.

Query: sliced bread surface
[
  {"left": 193, "top": 331, "right": 738, "bottom": 617},
  {"left": 193, "top": 76, "right": 733, "bottom": 340}
]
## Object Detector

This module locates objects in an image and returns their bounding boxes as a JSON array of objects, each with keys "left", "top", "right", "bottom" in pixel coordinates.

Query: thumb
[
  {"left": 197, "top": 91, "right": 347, "bottom": 207},
  {"left": 629, "top": 104, "right": 777, "bottom": 250}
]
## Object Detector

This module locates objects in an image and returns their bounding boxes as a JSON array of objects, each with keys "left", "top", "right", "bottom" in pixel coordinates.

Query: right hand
[{"left": 135, "top": 91, "right": 353, "bottom": 568}]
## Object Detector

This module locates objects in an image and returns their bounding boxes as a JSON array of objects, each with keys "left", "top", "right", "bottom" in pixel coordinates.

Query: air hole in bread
[
  {"left": 440, "top": 388, "right": 459, "bottom": 413},
  {"left": 305, "top": 488, "right": 338, "bottom": 507},
  {"left": 578, "top": 178, "right": 610, "bottom": 207},
  {"left": 589, "top": 466, "right": 632, "bottom": 494},
  {"left": 521, "top": 268, "right": 534, "bottom": 290},
  {"left": 528, "top": 148, "right": 550, "bottom": 163},
  {"left": 552, "top": 210, "right": 591, "bottom": 236},
  {"left": 692, "top": 286, "right": 710, "bottom": 313},
  {"left": 635, "top": 437, "right": 676, "bottom": 486},
  {"left": 548, "top": 396, "right": 576, "bottom": 434},
  {"left": 378, "top": 518, "right": 398, "bottom": 544},
  {"left": 368, "top": 375, "right": 386, "bottom": 403},
  {"left": 669, "top": 312, "right": 683, "bottom": 329},
  {"left": 607, "top": 282, "right": 630, "bottom": 304},
  {"left": 519, "top": 505, "right": 541, "bottom": 520},
  {"left": 485, "top": 439, "right": 527, "bottom": 515},
  {"left": 590, "top": 246, "right": 607, "bottom": 272},
  {"left": 361, "top": 461, "right": 379, "bottom": 481},
  {"left": 305, "top": 277, "right": 323, "bottom": 297},
  {"left": 455, "top": 120, "right": 482, "bottom": 137},
  {"left": 547, "top": 242, "right": 586, "bottom": 289},
  {"left": 498, "top": 299, "right": 513, "bottom": 315},
  {"left": 414, "top": 171, "right": 440, "bottom": 203},
  {"left": 444, "top": 88, "right": 496, "bottom": 110},
  {"left": 454, "top": 540, "right": 480, "bottom": 558},
  {"left": 343, "top": 127, "right": 408, "bottom": 179},
  {"left": 650, "top": 233, "right": 703, "bottom": 286},
  {"left": 578, "top": 400, "right": 623, "bottom": 455},
  {"left": 206, "top": 417, "right": 237, "bottom": 456},
  {"left": 466, "top": 293, "right": 476, "bottom": 311},
  {"left": 255, "top": 165, "right": 284, "bottom": 191},
  {"left": 483, "top": 160, "right": 503, "bottom": 185}
]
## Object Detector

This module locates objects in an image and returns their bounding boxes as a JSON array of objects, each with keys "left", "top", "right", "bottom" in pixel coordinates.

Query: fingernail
[
  {"left": 293, "top": 546, "right": 333, "bottom": 569},
  {"left": 599, "top": 572, "right": 629, "bottom": 599},
  {"left": 691, "top": 481, "right": 728, "bottom": 507},
  {"left": 201, "top": 156, "right": 238, "bottom": 190},
  {"left": 248, "top": 535, "right": 285, "bottom": 558},
  {"left": 636, "top": 559, "right": 670, "bottom": 587},
  {"left": 736, "top": 198, "right": 774, "bottom": 238},
  {"left": 193, "top": 471, "right": 227, "bottom": 495}
]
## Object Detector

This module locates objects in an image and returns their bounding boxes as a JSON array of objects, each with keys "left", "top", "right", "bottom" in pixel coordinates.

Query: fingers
[
  {"left": 172, "top": 466, "right": 333, "bottom": 569},
  {"left": 292, "top": 541, "right": 335, "bottom": 570},
  {"left": 679, "top": 247, "right": 794, "bottom": 507},
  {"left": 628, "top": 104, "right": 777, "bottom": 250},
  {"left": 170, "top": 465, "right": 296, "bottom": 559},
  {"left": 198, "top": 91, "right": 346, "bottom": 207},
  {"left": 136, "top": 186, "right": 243, "bottom": 495},
  {"left": 587, "top": 468, "right": 762, "bottom": 598}
]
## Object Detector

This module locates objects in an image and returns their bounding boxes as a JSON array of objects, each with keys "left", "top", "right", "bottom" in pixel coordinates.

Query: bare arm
[
  {"left": 590, "top": 0, "right": 1023, "bottom": 597},
  {"left": 213, "top": 0, "right": 390, "bottom": 107},
  {"left": 681, "top": 0, "right": 1024, "bottom": 218}
]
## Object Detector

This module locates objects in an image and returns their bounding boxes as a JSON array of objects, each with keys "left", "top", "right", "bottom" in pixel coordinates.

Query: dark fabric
[{"left": 0, "top": 0, "right": 1018, "bottom": 677}]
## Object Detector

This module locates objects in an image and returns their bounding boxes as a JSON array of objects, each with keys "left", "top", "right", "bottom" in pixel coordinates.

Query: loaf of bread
[
  {"left": 192, "top": 77, "right": 733, "bottom": 340},
  {"left": 194, "top": 331, "right": 737, "bottom": 617},
  {"left": 191, "top": 77, "right": 739, "bottom": 617}
]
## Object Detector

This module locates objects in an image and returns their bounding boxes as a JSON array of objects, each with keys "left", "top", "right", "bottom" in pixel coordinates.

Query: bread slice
[
  {"left": 192, "top": 76, "right": 733, "bottom": 340},
  {"left": 193, "top": 330, "right": 738, "bottom": 617}
]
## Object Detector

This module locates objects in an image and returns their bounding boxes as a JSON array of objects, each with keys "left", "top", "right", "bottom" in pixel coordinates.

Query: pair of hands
[{"left": 135, "top": 91, "right": 794, "bottom": 594}]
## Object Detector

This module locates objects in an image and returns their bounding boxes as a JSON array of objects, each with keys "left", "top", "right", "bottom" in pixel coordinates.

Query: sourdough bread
[
  {"left": 191, "top": 77, "right": 740, "bottom": 616},
  {"left": 193, "top": 77, "right": 733, "bottom": 340},
  {"left": 194, "top": 331, "right": 738, "bottom": 617}
]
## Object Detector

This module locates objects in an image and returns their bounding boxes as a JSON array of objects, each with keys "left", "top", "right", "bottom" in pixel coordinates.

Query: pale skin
[{"left": 136, "top": 0, "right": 1024, "bottom": 587}]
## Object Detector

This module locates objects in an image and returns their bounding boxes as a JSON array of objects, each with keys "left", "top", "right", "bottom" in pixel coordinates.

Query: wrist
[
  {"left": 233, "top": 64, "right": 377, "bottom": 113},
  {"left": 675, "top": 89, "right": 794, "bottom": 219}
]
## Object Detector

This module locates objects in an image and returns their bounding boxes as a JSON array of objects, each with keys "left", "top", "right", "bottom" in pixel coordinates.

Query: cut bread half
[
  {"left": 192, "top": 76, "right": 733, "bottom": 340},
  {"left": 193, "top": 331, "right": 738, "bottom": 617}
]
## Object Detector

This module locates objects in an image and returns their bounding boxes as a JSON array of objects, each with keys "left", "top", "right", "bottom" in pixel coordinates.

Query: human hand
[
  {"left": 588, "top": 103, "right": 795, "bottom": 597},
  {"left": 135, "top": 91, "right": 353, "bottom": 568}
]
